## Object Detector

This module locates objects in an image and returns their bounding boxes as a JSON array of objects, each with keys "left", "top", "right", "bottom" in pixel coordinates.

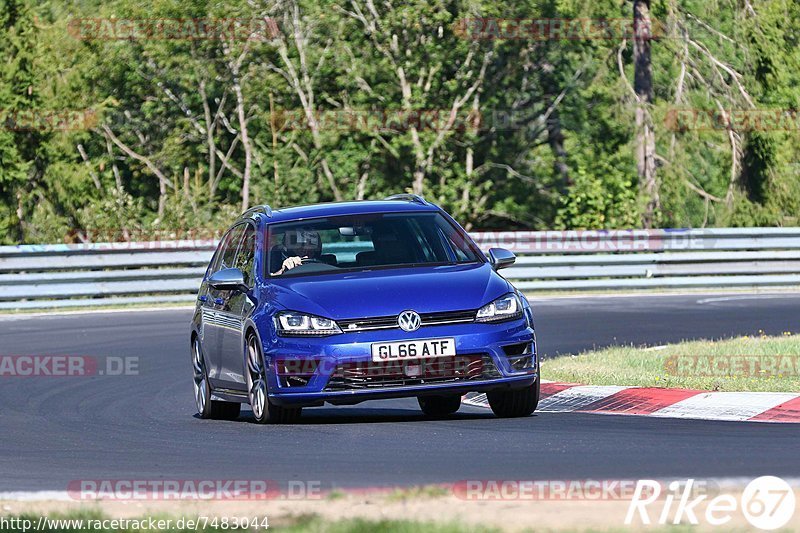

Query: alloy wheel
[
  {"left": 247, "top": 335, "right": 267, "bottom": 420},
  {"left": 192, "top": 338, "right": 209, "bottom": 414}
]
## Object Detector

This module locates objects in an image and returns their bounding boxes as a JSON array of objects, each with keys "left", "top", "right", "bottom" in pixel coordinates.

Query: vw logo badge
[{"left": 397, "top": 310, "right": 422, "bottom": 332}]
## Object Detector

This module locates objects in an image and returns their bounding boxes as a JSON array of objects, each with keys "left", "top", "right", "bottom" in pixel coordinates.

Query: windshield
[{"left": 266, "top": 212, "right": 482, "bottom": 277}]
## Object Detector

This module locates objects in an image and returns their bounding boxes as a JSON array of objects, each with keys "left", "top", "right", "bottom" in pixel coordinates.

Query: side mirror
[
  {"left": 488, "top": 248, "right": 516, "bottom": 271},
  {"left": 208, "top": 267, "right": 248, "bottom": 292}
]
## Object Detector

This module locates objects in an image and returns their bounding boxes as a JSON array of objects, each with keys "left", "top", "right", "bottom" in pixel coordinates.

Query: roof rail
[
  {"left": 384, "top": 194, "right": 428, "bottom": 206},
  {"left": 240, "top": 205, "right": 273, "bottom": 219}
]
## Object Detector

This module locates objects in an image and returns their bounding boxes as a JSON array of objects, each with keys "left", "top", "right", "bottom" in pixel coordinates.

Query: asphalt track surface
[{"left": 1, "top": 292, "right": 799, "bottom": 491}]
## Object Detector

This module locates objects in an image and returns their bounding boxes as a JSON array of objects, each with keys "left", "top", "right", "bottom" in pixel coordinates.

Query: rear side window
[
  {"left": 233, "top": 224, "right": 257, "bottom": 286},
  {"left": 319, "top": 229, "right": 374, "bottom": 263},
  {"left": 210, "top": 224, "right": 246, "bottom": 275}
]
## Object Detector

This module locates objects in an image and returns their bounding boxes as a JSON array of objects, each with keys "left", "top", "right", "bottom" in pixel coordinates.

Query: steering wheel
[{"left": 301, "top": 257, "right": 323, "bottom": 264}]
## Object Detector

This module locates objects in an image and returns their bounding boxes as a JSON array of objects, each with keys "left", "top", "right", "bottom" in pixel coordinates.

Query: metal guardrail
[
  {"left": 0, "top": 241, "right": 215, "bottom": 309},
  {"left": 472, "top": 228, "right": 800, "bottom": 291},
  {"left": 1, "top": 228, "right": 799, "bottom": 309}
]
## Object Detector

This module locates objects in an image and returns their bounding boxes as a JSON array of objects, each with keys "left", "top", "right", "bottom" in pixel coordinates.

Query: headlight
[
  {"left": 275, "top": 311, "right": 342, "bottom": 336},
  {"left": 476, "top": 293, "right": 523, "bottom": 323}
]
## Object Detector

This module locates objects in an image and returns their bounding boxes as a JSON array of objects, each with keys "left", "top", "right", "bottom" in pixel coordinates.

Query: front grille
[
  {"left": 324, "top": 354, "right": 500, "bottom": 391},
  {"left": 338, "top": 309, "right": 477, "bottom": 332}
]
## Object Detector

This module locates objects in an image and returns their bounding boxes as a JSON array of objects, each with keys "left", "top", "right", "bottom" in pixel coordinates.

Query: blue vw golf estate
[{"left": 190, "top": 195, "right": 538, "bottom": 423}]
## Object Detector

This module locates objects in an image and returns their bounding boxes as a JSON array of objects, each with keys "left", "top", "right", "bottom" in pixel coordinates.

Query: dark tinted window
[
  {"left": 211, "top": 224, "right": 246, "bottom": 274},
  {"left": 233, "top": 224, "right": 257, "bottom": 286},
  {"left": 267, "top": 212, "right": 481, "bottom": 277}
]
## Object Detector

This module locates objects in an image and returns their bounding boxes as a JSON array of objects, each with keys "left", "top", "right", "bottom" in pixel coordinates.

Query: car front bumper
[{"left": 263, "top": 318, "right": 537, "bottom": 407}]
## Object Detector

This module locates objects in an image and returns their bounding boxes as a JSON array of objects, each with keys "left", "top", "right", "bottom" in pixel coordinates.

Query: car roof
[{"left": 255, "top": 200, "right": 441, "bottom": 224}]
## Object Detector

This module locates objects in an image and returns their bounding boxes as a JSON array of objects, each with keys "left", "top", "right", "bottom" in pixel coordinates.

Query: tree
[{"left": 633, "top": 0, "right": 658, "bottom": 228}]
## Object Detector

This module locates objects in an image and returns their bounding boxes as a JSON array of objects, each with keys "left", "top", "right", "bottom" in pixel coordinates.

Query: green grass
[
  {"left": 281, "top": 515, "right": 498, "bottom": 533},
  {"left": 544, "top": 334, "right": 800, "bottom": 392},
  {"left": 324, "top": 489, "right": 347, "bottom": 501},
  {"left": 385, "top": 484, "right": 450, "bottom": 502}
]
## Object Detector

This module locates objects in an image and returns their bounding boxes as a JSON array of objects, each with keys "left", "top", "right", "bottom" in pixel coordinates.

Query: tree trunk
[
  {"left": 546, "top": 108, "right": 571, "bottom": 194},
  {"left": 158, "top": 180, "right": 166, "bottom": 220},
  {"left": 199, "top": 80, "right": 217, "bottom": 200},
  {"left": 226, "top": 46, "right": 252, "bottom": 212},
  {"left": 540, "top": 69, "right": 572, "bottom": 194},
  {"left": 634, "top": 0, "right": 658, "bottom": 228},
  {"left": 269, "top": 93, "right": 280, "bottom": 202},
  {"left": 233, "top": 78, "right": 252, "bottom": 212}
]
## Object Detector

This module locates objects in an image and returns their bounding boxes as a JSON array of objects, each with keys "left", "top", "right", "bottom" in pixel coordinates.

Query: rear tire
[
  {"left": 487, "top": 379, "right": 539, "bottom": 418},
  {"left": 418, "top": 395, "right": 461, "bottom": 417},
  {"left": 246, "top": 333, "right": 302, "bottom": 424},
  {"left": 192, "top": 337, "right": 241, "bottom": 421}
]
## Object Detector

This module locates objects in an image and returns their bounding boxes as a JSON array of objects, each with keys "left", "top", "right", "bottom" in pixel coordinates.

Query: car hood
[{"left": 267, "top": 263, "right": 510, "bottom": 320}]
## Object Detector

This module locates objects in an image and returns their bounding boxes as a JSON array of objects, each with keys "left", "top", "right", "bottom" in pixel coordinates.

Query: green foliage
[
  {"left": 1, "top": 0, "right": 799, "bottom": 244},
  {"left": 555, "top": 166, "right": 638, "bottom": 229}
]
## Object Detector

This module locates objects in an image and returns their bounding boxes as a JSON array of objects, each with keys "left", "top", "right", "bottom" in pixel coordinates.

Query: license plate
[{"left": 371, "top": 338, "right": 456, "bottom": 362}]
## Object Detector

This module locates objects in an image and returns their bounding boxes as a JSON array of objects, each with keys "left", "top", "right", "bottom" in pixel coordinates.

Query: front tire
[
  {"left": 487, "top": 379, "right": 539, "bottom": 418},
  {"left": 192, "top": 337, "right": 241, "bottom": 420},
  {"left": 245, "top": 333, "right": 302, "bottom": 424},
  {"left": 418, "top": 395, "right": 461, "bottom": 417}
]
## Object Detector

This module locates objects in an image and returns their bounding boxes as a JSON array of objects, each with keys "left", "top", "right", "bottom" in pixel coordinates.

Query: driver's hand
[{"left": 281, "top": 256, "right": 303, "bottom": 271}]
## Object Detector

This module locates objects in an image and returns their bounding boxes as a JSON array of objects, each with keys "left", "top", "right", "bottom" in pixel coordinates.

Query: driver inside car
[{"left": 270, "top": 229, "right": 323, "bottom": 276}]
